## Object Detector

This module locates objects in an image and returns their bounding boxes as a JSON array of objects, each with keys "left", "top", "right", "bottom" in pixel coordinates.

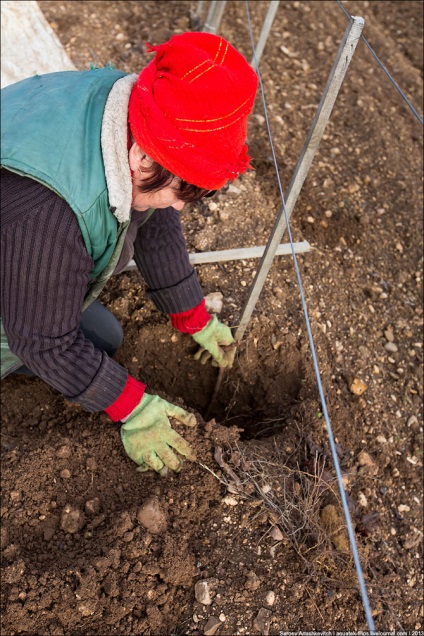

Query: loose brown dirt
[{"left": 1, "top": 1, "right": 423, "bottom": 634}]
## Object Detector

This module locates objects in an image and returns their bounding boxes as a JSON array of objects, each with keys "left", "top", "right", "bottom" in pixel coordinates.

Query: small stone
[
  {"left": 324, "top": 210, "right": 333, "bottom": 218},
  {"left": 307, "top": 216, "right": 315, "bottom": 224},
  {"left": 265, "top": 591, "right": 275, "bottom": 606},
  {"left": 357, "top": 451, "right": 378, "bottom": 476},
  {"left": 227, "top": 185, "right": 241, "bottom": 195},
  {"left": 348, "top": 183, "right": 360, "bottom": 194},
  {"left": 10, "top": 491, "right": 21, "bottom": 502},
  {"left": 137, "top": 497, "right": 167, "bottom": 535},
  {"left": 115, "top": 32, "right": 125, "bottom": 41},
  {"left": 222, "top": 495, "right": 238, "bottom": 506},
  {"left": 219, "top": 613, "right": 226, "bottom": 622},
  {"left": 204, "top": 616, "right": 221, "bottom": 635},
  {"left": 270, "top": 526, "right": 284, "bottom": 541},
  {"left": 407, "top": 415, "right": 418, "bottom": 427},
  {"left": 376, "top": 435, "right": 387, "bottom": 444},
  {"left": 398, "top": 504, "right": 410, "bottom": 513},
  {"left": 358, "top": 492, "right": 368, "bottom": 508},
  {"left": 60, "top": 469, "right": 71, "bottom": 479},
  {"left": 384, "top": 342, "right": 398, "bottom": 353},
  {"left": 254, "top": 114, "right": 265, "bottom": 125},
  {"left": 194, "top": 580, "right": 212, "bottom": 605},
  {"left": 384, "top": 328, "right": 395, "bottom": 342},
  {"left": 204, "top": 292, "right": 224, "bottom": 314},
  {"left": 56, "top": 445, "right": 71, "bottom": 459},
  {"left": 253, "top": 608, "right": 272, "bottom": 635},
  {"left": 349, "top": 378, "right": 367, "bottom": 395},
  {"left": 85, "top": 498, "right": 100, "bottom": 515},
  {"left": 60, "top": 504, "right": 84, "bottom": 534},
  {"left": 208, "top": 201, "right": 218, "bottom": 212}
]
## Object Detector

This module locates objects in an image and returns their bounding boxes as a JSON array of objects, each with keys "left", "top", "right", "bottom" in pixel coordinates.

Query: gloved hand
[
  {"left": 192, "top": 315, "right": 236, "bottom": 368},
  {"left": 120, "top": 393, "right": 197, "bottom": 472}
]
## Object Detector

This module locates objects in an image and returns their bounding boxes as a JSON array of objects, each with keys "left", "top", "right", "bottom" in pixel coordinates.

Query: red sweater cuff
[
  {"left": 104, "top": 375, "right": 146, "bottom": 422},
  {"left": 169, "top": 299, "right": 212, "bottom": 335}
]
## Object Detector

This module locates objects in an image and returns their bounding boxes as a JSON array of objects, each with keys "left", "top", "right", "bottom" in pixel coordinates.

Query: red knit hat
[{"left": 128, "top": 32, "right": 258, "bottom": 190}]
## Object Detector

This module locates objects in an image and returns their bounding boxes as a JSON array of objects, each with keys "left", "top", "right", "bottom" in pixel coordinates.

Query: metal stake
[
  {"left": 203, "top": 0, "right": 227, "bottom": 34},
  {"left": 122, "top": 240, "right": 310, "bottom": 272},
  {"left": 235, "top": 15, "right": 365, "bottom": 343},
  {"left": 250, "top": 1, "right": 280, "bottom": 67}
]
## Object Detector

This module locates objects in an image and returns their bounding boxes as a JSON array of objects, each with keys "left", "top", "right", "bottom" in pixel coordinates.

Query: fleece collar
[{"left": 101, "top": 73, "right": 138, "bottom": 223}]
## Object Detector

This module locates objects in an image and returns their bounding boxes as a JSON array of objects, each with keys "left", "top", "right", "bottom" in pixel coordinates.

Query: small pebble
[
  {"left": 194, "top": 580, "right": 212, "bottom": 605},
  {"left": 398, "top": 504, "right": 410, "bottom": 513},
  {"left": 219, "top": 613, "right": 226, "bottom": 622},
  {"left": 385, "top": 342, "right": 398, "bottom": 353},
  {"left": 384, "top": 328, "right": 395, "bottom": 342},
  {"left": 349, "top": 378, "right": 367, "bottom": 395},
  {"left": 358, "top": 492, "right": 368, "bottom": 507},
  {"left": 60, "top": 469, "right": 71, "bottom": 479},
  {"left": 223, "top": 495, "right": 238, "bottom": 506},
  {"left": 265, "top": 591, "right": 276, "bottom": 606},
  {"left": 407, "top": 415, "right": 418, "bottom": 427}
]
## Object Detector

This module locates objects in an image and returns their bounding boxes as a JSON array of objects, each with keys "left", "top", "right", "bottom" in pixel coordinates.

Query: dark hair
[{"left": 138, "top": 160, "right": 217, "bottom": 203}]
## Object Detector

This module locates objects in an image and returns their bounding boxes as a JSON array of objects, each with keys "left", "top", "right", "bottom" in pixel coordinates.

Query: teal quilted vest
[{"left": 1, "top": 68, "right": 130, "bottom": 377}]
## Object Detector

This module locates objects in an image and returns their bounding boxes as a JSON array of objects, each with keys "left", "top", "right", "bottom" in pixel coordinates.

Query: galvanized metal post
[
  {"left": 235, "top": 15, "right": 365, "bottom": 342},
  {"left": 203, "top": 0, "right": 227, "bottom": 34},
  {"left": 250, "top": 1, "right": 280, "bottom": 67}
]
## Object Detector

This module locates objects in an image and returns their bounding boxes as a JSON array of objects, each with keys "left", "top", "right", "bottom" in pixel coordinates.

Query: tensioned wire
[
  {"left": 336, "top": 0, "right": 423, "bottom": 126},
  {"left": 245, "top": 1, "right": 376, "bottom": 631}
]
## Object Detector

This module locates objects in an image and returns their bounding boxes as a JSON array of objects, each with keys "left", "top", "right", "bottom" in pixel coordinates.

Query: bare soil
[{"left": 1, "top": 1, "right": 423, "bottom": 634}]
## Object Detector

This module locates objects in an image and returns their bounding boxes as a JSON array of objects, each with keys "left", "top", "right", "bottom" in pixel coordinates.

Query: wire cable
[
  {"left": 336, "top": 0, "right": 423, "bottom": 126},
  {"left": 245, "top": 1, "right": 376, "bottom": 631}
]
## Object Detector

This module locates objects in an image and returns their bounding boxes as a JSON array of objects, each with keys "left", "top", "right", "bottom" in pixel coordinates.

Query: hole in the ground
[{"left": 118, "top": 322, "right": 305, "bottom": 440}]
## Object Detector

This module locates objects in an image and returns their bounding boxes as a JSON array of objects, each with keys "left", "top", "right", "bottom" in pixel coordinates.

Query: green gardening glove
[
  {"left": 192, "top": 315, "right": 236, "bottom": 368},
  {"left": 121, "top": 393, "right": 197, "bottom": 473}
]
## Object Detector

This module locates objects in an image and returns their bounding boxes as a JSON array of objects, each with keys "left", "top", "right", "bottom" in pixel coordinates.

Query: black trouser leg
[{"left": 14, "top": 300, "right": 123, "bottom": 375}]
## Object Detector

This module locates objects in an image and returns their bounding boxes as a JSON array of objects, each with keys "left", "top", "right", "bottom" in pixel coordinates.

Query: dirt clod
[
  {"left": 60, "top": 504, "right": 85, "bottom": 534},
  {"left": 136, "top": 496, "right": 167, "bottom": 534}
]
